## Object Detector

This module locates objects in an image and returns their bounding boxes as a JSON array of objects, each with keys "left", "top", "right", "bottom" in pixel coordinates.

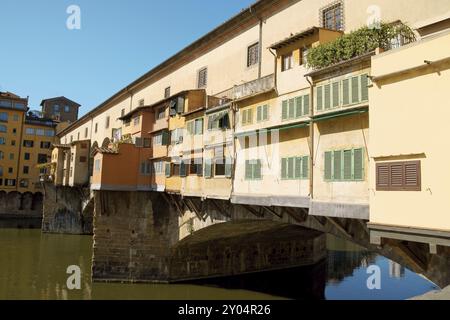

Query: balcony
[{"left": 219, "top": 74, "right": 275, "bottom": 101}]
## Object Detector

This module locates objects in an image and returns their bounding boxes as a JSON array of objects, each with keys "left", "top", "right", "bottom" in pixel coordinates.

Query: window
[
  {"left": 13, "top": 114, "right": 19, "bottom": 121},
  {"left": 133, "top": 116, "right": 140, "bottom": 126},
  {"left": 54, "top": 104, "right": 60, "bottom": 112},
  {"left": 324, "top": 148, "right": 364, "bottom": 181},
  {"left": 9, "top": 153, "right": 14, "bottom": 160},
  {"left": 140, "top": 161, "right": 151, "bottom": 176},
  {"left": 94, "top": 159, "right": 101, "bottom": 172},
  {"left": 121, "top": 109, "right": 125, "bottom": 117},
  {"left": 6, "top": 179, "right": 16, "bottom": 187},
  {"left": 186, "top": 118, "right": 204, "bottom": 135},
  {"left": 247, "top": 42, "right": 259, "bottom": 67},
  {"left": 11, "top": 140, "right": 16, "bottom": 146},
  {"left": 156, "top": 108, "right": 165, "bottom": 120},
  {"left": 153, "top": 161, "right": 164, "bottom": 175},
  {"left": 282, "top": 94, "right": 310, "bottom": 120},
  {"left": 70, "top": 136, "right": 73, "bottom": 143},
  {"left": 12, "top": 128, "right": 17, "bottom": 135},
  {"left": 188, "top": 159, "right": 203, "bottom": 176},
  {"left": 164, "top": 87, "right": 171, "bottom": 99},
  {"left": 170, "top": 128, "right": 184, "bottom": 145},
  {"left": 153, "top": 131, "right": 169, "bottom": 146},
  {"left": 376, "top": 161, "right": 421, "bottom": 191},
  {"left": 316, "top": 74, "right": 369, "bottom": 112},
  {"left": 0, "top": 100, "right": 12, "bottom": 107},
  {"left": 25, "top": 128, "right": 35, "bottom": 135},
  {"left": 70, "top": 167, "right": 73, "bottom": 177},
  {"left": 0, "top": 137, "right": 5, "bottom": 145},
  {"left": 24, "top": 153, "right": 30, "bottom": 160},
  {"left": 281, "top": 156, "right": 309, "bottom": 180},
  {"left": 41, "top": 141, "right": 51, "bottom": 149},
  {"left": 245, "top": 160, "right": 262, "bottom": 180},
  {"left": 321, "top": 2, "right": 343, "bottom": 31},
  {"left": 139, "top": 99, "right": 145, "bottom": 107},
  {"left": 95, "top": 123, "right": 98, "bottom": 133},
  {"left": 23, "top": 166, "right": 29, "bottom": 174},
  {"left": 8, "top": 167, "right": 13, "bottom": 174},
  {"left": 0, "top": 124, "right": 6, "bottom": 133},
  {"left": 301, "top": 46, "right": 311, "bottom": 66},
  {"left": 198, "top": 67, "right": 208, "bottom": 88},
  {"left": 282, "top": 52, "right": 293, "bottom": 71},
  {"left": 105, "top": 116, "right": 110, "bottom": 129},
  {"left": 256, "top": 105, "right": 269, "bottom": 122},
  {"left": 0, "top": 151, "right": 3, "bottom": 160},
  {"left": 36, "top": 129, "right": 45, "bottom": 136},
  {"left": 38, "top": 154, "right": 47, "bottom": 164},
  {"left": 208, "top": 111, "right": 230, "bottom": 130},
  {"left": 0, "top": 166, "right": 2, "bottom": 176},
  {"left": 0, "top": 112, "right": 7, "bottom": 122},
  {"left": 79, "top": 156, "right": 87, "bottom": 163},
  {"left": 19, "top": 179, "right": 29, "bottom": 188},
  {"left": 23, "top": 140, "right": 34, "bottom": 148},
  {"left": 77, "top": 132, "right": 80, "bottom": 140},
  {"left": 143, "top": 138, "right": 151, "bottom": 148},
  {"left": 85, "top": 127, "right": 88, "bottom": 138},
  {"left": 241, "top": 108, "right": 253, "bottom": 126},
  {"left": 64, "top": 105, "right": 70, "bottom": 113}
]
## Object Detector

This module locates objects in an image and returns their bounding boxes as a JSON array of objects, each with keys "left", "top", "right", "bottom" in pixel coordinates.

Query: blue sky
[{"left": 0, "top": 0, "right": 255, "bottom": 116}]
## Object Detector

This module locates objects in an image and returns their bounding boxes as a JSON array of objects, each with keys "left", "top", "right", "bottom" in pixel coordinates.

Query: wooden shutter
[
  {"left": 294, "top": 157, "right": 302, "bottom": 179},
  {"left": 376, "top": 163, "right": 390, "bottom": 190},
  {"left": 351, "top": 76, "right": 360, "bottom": 104},
  {"left": 334, "top": 150, "right": 342, "bottom": 180},
  {"left": 165, "top": 163, "right": 171, "bottom": 178},
  {"left": 162, "top": 131, "right": 170, "bottom": 145},
  {"left": 342, "top": 79, "right": 350, "bottom": 105},
  {"left": 332, "top": 82, "right": 340, "bottom": 108},
  {"left": 316, "top": 86, "right": 323, "bottom": 111},
  {"left": 390, "top": 163, "right": 404, "bottom": 187},
  {"left": 353, "top": 148, "right": 364, "bottom": 180},
  {"left": 282, "top": 100, "right": 288, "bottom": 120},
  {"left": 295, "top": 97, "right": 303, "bottom": 118},
  {"left": 324, "top": 151, "right": 332, "bottom": 180},
  {"left": 405, "top": 161, "right": 420, "bottom": 189},
  {"left": 376, "top": 161, "right": 421, "bottom": 191},
  {"left": 324, "top": 84, "right": 331, "bottom": 110},
  {"left": 343, "top": 150, "right": 352, "bottom": 180},
  {"left": 360, "top": 74, "right": 369, "bottom": 101},
  {"left": 303, "top": 95, "right": 310, "bottom": 116},
  {"left": 177, "top": 96, "right": 185, "bottom": 113},
  {"left": 263, "top": 105, "right": 268, "bottom": 121},
  {"left": 288, "top": 98, "right": 295, "bottom": 119},
  {"left": 180, "top": 161, "right": 187, "bottom": 177},
  {"left": 281, "top": 158, "right": 287, "bottom": 179},
  {"left": 302, "top": 156, "right": 309, "bottom": 179}
]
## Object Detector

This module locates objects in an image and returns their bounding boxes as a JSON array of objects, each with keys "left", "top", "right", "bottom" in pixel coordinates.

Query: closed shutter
[
  {"left": 342, "top": 79, "right": 350, "bottom": 105},
  {"left": 195, "top": 119, "right": 203, "bottom": 135},
  {"left": 332, "top": 82, "right": 340, "bottom": 108},
  {"left": 288, "top": 98, "right": 295, "bottom": 119},
  {"left": 317, "top": 86, "right": 323, "bottom": 111},
  {"left": 303, "top": 95, "right": 310, "bottom": 116},
  {"left": 165, "top": 163, "right": 171, "bottom": 177},
  {"left": 390, "top": 163, "right": 404, "bottom": 188},
  {"left": 334, "top": 150, "right": 342, "bottom": 180},
  {"left": 177, "top": 96, "right": 185, "bottom": 113},
  {"left": 351, "top": 76, "right": 360, "bottom": 103},
  {"left": 204, "top": 159, "right": 212, "bottom": 179},
  {"left": 257, "top": 106, "right": 262, "bottom": 122},
  {"left": 324, "top": 84, "right": 331, "bottom": 110},
  {"left": 282, "top": 100, "right": 288, "bottom": 120},
  {"left": 262, "top": 105, "right": 268, "bottom": 121},
  {"left": 302, "top": 156, "right": 309, "bottom": 179},
  {"left": 324, "top": 151, "right": 332, "bottom": 180},
  {"left": 294, "top": 157, "right": 302, "bottom": 179},
  {"left": 353, "top": 148, "right": 364, "bottom": 180},
  {"left": 287, "top": 157, "right": 294, "bottom": 179},
  {"left": 197, "top": 162, "right": 203, "bottom": 177},
  {"left": 295, "top": 97, "right": 303, "bottom": 118},
  {"left": 343, "top": 150, "right": 352, "bottom": 180},
  {"left": 405, "top": 162, "right": 420, "bottom": 188},
  {"left": 162, "top": 131, "right": 170, "bottom": 145},
  {"left": 281, "top": 158, "right": 287, "bottom": 179},
  {"left": 180, "top": 161, "right": 187, "bottom": 177},
  {"left": 376, "top": 164, "right": 390, "bottom": 189},
  {"left": 225, "top": 157, "right": 232, "bottom": 178},
  {"left": 208, "top": 116, "right": 213, "bottom": 130},
  {"left": 360, "top": 74, "right": 369, "bottom": 101},
  {"left": 242, "top": 110, "right": 247, "bottom": 125},
  {"left": 245, "top": 160, "right": 252, "bottom": 180},
  {"left": 376, "top": 161, "right": 421, "bottom": 191},
  {"left": 254, "top": 160, "right": 262, "bottom": 179},
  {"left": 247, "top": 109, "right": 253, "bottom": 124},
  {"left": 187, "top": 122, "right": 193, "bottom": 135}
]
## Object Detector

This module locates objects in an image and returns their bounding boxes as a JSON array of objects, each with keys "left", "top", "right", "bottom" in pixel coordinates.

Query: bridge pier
[
  {"left": 91, "top": 191, "right": 179, "bottom": 283},
  {"left": 42, "top": 184, "right": 93, "bottom": 234}
]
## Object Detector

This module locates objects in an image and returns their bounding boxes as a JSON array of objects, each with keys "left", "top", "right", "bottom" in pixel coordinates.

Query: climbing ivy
[{"left": 306, "top": 22, "right": 416, "bottom": 70}]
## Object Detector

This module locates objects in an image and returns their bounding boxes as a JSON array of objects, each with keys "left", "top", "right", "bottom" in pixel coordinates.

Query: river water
[{"left": 0, "top": 228, "right": 438, "bottom": 300}]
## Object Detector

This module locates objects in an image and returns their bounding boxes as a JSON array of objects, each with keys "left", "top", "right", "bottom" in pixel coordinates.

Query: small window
[
  {"left": 23, "top": 166, "right": 29, "bottom": 174},
  {"left": 138, "top": 99, "right": 145, "bottom": 107},
  {"left": 247, "top": 42, "right": 259, "bottom": 67},
  {"left": 19, "top": 179, "right": 28, "bottom": 188},
  {"left": 164, "top": 87, "right": 171, "bottom": 99},
  {"left": 121, "top": 109, "right": 125, "bottom": 117},
  {"left": 54, "top": 104, "right": 60, "bottom": 112},
  {"left": 0, "top": 124, "right": 6, "bottom": 133},
  {"left": 198, "top": 67, "right": 208, "bottom": 88},
  {"left": 301, "top": 46, "right": 311, "bottom": 66},
  {"left": 64, "top": 105, "right": 70, "bottom": 113},
  {"left": 25, "top": 128, "right": 35, "bottom": 135},
  {"left": 0, "top": 112, "right": 7, "bottom": 122},
  {"left": 321, "top": 2, "right": 344, "bottom": 31},
  {"left": 0, "top": 137, "right": 5, "bottom": 145},
  {"left": 186, "top": 118, "right": 204, "bottom": 135},
  {"left": 23, "top": 140, "right": 34, "bottom": 148},
  {"left": 376, "top": 161, "right": 421, "bottom": 191},
  {"left": 281, "top": 52, "right": 293, "bottom": 71},
  {"left": 241, "top": 108, "right": 253, "bottom": 126},
  {"left": 256, "top": 105, "right": 269, "bottom": 122},
  {"left": 133, "top": 116, "right": 140, "bottom": 126},
  {"left": 105, "top": 116, "right": 110, "bottom": 129},
  {"left": 38, "top": 154, "right": 47, "bottom": 164},
  {"left": 189, "top": 159, "right": 203, "bottom": 176},
  {"left": 85, "top": 127, "right": 88, "bottom": 138},
  {"left": 95, "top": 123, "right": 98, "bottom": 133},
  {"left": 156, "top": 108, "right": 165, "bottom": 120},
  {"left": 40, "top": 141, "right": 51, "bottom": 149},
  {"left": 245, "top": 160, "right": 262, "bottom": 180},
  {"left": 94, "top": 159, "right": 101, "bottom": 172},
  {"left": 24, "top": 153, "right": 31, "bottom": 160},
  {"left": 9, "top": 153, "right": 14, "bottom": 160},
  {"left": 79, "top": 156, "right": 87, "bottom": 163}
]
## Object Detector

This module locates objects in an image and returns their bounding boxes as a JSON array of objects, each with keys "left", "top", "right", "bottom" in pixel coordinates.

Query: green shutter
[
  {"left": 287, "top": 157, "right": 294, "bottom": 179},
  {"left": 247, "top": 109, "right": 253, "bottom": 124},
  {"left": 342, "top": 79, "right": 350, "bottom": 105},
  {"left": 324, "top": 151, "right": 332, "bottom": 180},
  {"left": 242, "top": 110, "right": 247, "bottom": 125},
  {"left": 254, "top": 160, "right": 262, "bottom": 179},
  {"left": 180, "top": 161, "right": 187, "bottom": 177},
  {"left": 281, "top": 158, "right": 287, "bottom": 179},
  {"left": 303, "top": 95, "right": 310, "bottom": 116},
  {"left": 204, "top": 159, "right": 212, "bottom": 179},
  {"left": 316, "top": 86, "right": 323, "bottom": 111},
  {"left": 353, "top": 148, "right": 364, "bottom": 180},
  {"left": 282, "top": 100, "right": 288, "bottom": 120},
  {"left": 294, "top": 157, "right": 302, "bottom": 179},
  {"left": 263, "top": 105, "right": 268, "bottom": 121},
  {"left": 343, "top": 150, "right": 352, "bottom": 180},
  {"left": 324, "top": 84, "right": 331, "bottom": 110},
  {"left": 295, "top": 97, "right": 303, "bottom": 118},
  {"left": 333, "top": 150, "right": 342, "bottom": 180},
  {"left": 196, "top": 119, "right": 203, "bottom": 135},
  {"left": 288, "top": 99, "right": 295, "bottom": 119},
  {"left": 332, "top": 82, "right": 340, "bottom": 108},
  {"left": 245, "top": 160, "right": 252, "bottom": 180},
  {"left": 302, "top": 156, "right": 309, "bottom": 179},
  {"left": 360, "top": 74, "right": 369, "bottom": 101},
  {"left": 162, "top": 131, "right": 169, "bottom": 145},
  {"left": 197, "top": 162, "right": 203, "bottom": 176},
  {"left": 165, "top": 163, "right": 171, "bottom": 177},
  {"left": 351, "top": 76, "right": 359, "bottom": 103},
  {"left": 225, "top": 158, "right": 232, "bottom": 178},
  {"left": 257, "top": 106, "right": 262, "bottom": 122}
]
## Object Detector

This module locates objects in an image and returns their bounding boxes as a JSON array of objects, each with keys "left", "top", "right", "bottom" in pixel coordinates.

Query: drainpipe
[{"left": 305, "top": 75, "right": 314, "bottom": 200}]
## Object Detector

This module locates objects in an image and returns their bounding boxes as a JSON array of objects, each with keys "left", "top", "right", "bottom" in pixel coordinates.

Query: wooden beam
[
  {"left": 326, "top": 217, "right": 352, "bottom": 239},
  {"left": 241, "top": 205, "right": 264, "bottom": 218},
  {"left": 262, "top": 206, "right": 282, "bottom": 219}
]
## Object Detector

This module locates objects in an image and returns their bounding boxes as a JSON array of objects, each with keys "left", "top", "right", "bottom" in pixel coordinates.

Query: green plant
[{"left": 307, "top": 22, "right": 416, "bottom": 70}]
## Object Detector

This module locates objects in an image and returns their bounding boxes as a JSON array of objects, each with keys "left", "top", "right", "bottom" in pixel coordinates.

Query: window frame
[
  {"left": 197, "top": 67, "right": 208, "bottom": 88},
  {"left": 247, "top": 42, "right": 260, "bottom": 68}
]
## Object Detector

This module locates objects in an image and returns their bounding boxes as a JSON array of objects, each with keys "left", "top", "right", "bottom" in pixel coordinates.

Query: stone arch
[
  {"left": 31, "top": 192, "right": 43, "bottom": 211},
  {"left": 0, "top": 191, "right": 7, "bottom": 213},
  {"left": 101, "top": 138, "right": 110, "bottom": 148},
  {"left": 6, "top": 191, "right": 21, "bottom": 212},
  {"left": 21, "top": 192, "right": 34, "bottom": 211}
]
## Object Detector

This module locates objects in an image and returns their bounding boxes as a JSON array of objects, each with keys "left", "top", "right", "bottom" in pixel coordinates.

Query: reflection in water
[{"left": 0, "top": 229, "right": 439, "bottom": 300}]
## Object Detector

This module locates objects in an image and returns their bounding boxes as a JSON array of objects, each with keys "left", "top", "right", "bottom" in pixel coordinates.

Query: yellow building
[{"left": 0, "top": 92, "right": 28, "bottom": 192}]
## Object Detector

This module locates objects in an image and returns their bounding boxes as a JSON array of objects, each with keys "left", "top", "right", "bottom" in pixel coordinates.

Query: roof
[
  {"left": 269, "top": 27, "right": 342, "bottom": 50},
  {"left": 93, "top": 147, "right": 119, "bottom": 155},
  {"left": 40, "top": 96, "right": 81, "bottom": 107},
  {"left": 52, "top": 143, "right": 70, "bottom": 149},
  {"left": 58, "top": 0, "right": 280, "bottom": 137},
  {"left": 0, "top": 91, "right": 28, "bottom": 101}
]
